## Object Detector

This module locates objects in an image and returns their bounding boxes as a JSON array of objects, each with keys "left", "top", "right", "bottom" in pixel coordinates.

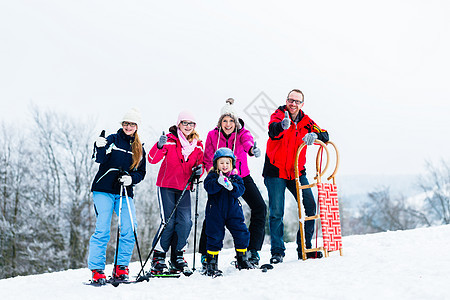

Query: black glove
[{"left": 193, "top": 164, "right": 203, "bottom": 177}]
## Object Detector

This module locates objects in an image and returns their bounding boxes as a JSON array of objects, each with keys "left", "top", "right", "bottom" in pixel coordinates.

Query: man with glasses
[{"left": 263, "top": 89, "right": 329, "bottom": 264}]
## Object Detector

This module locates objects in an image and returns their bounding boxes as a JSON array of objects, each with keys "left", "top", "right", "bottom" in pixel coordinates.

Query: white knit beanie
[
  {"left": 122, "top": 107, "right": 141, "bottom": 127},
  {"left": 218, "top": 98, "right": 241, "bottom": 130}
]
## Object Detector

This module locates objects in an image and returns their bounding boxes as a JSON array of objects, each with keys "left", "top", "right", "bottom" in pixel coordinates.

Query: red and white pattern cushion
[{"left": 317, "top": 183, "right": 342, "bottom": 252}]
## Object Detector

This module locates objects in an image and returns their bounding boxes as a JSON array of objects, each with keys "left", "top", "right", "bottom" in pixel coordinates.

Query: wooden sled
[{"left": 295, "top": 140, "right": 343, "bottom": 260}]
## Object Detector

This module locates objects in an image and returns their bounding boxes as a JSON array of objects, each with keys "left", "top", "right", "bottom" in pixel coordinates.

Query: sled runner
[{"left": 295, "top": 140, "right": 343, "bottom": 260}]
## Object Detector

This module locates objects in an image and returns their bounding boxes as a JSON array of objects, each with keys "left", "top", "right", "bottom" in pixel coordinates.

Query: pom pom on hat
[
  {"left": 177, "top": 110, "right": 196, "bottom": 125},
  {"left": 218, "top": 98, "right": 241, "bottom": 130},
  {"left": 122, "top": 107, "right": 141, "bottom": 127}
]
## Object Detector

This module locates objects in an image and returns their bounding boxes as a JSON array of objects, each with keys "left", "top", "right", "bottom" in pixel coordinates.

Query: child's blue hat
[{"left": 213, "top": 147, "right": 236, "bottom": 168}]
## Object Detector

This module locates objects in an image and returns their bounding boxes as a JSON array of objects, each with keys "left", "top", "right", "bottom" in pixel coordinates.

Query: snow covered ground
[{"left": 1, "top": 225, "right": 449, "bottom": 300}]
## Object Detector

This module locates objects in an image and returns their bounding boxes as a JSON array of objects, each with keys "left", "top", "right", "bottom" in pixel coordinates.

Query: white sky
[{"left": 1, "top": 0, "right": 449, "bottom": 176}]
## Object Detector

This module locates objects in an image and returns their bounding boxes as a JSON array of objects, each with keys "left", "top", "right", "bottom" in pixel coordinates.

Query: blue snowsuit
[
  {"left": 203, "top": 171, "right": 249, "bottom": 252},
  {"left": 88, "top": 129, "right": 146, "bottom": 270}
]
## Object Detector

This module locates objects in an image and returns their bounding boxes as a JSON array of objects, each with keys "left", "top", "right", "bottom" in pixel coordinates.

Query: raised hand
[
  {"left": 158, "top": 131, "right": 168, "bottom": 149},
  {"left": 302, "top": 132, "right": 318, "bottom": 145},
  {"left": 252, "top": 141, "right": 261, "bottom": 158},
  {"left": 218, "top": 172, "right": 233, "bottom": 191},
  {"left": 281, "top": 111, "right": 290, "bottom": 130},
  {"left": 95, "top": 130, "right": 107, "bottom": 148}
]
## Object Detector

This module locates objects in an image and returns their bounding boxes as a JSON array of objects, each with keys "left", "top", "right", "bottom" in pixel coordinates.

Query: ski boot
[
  {"left": 205, "top": 252, "right": 222, "bottom": 277},
  {"left": 91, "top": 269, "right": 107, "bottom": 285},
  {"left": 170, "top": 250, "right": 193, "bottom": 276},
  {"left": 235, "top": 249, "right": 255, "bottom": 270},
  {"left": 112, "top": 265, "right": 129, "bottom": 281},
  {"left": 200, "top": 254, "right": 208, "bottom": 275},
  {"left": 150, "top": 250, "right": 169, "bottom": 275},
  {"left": 270, "top": 253, "right": 284, "bottom": 264},
  {"left": 248, "top": 249, "right": 260, "bottom": 266}
]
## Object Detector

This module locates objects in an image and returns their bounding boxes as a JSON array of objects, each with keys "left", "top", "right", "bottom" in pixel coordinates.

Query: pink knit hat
[{"left": 177, "top": 110, "right": 196, "bottom": 125}]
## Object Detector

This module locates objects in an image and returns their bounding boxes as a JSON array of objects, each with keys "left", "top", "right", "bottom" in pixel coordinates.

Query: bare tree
[
  {"left": 355, "top": 186, "right": 429, "bottom": 234},
  {"left": 419, "top": 160, "right": 450, "bottom": 225},
  {"left": 30, "top": 106, "right": 97, "bottom": 269},
  {"left": 0, "top": 123, "right": 40, "bottom": 278}
]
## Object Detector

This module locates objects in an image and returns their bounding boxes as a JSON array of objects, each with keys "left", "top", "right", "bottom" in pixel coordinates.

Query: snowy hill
[{"left": 1, "top": 225, "right": 449, "bottom": 300}]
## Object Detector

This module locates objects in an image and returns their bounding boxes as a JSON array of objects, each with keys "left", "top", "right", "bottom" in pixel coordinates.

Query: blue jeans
[
  {"left": 264, "top": 175, "right": 316, "bottom": 256},
  {"left": 88, "top": 191, "right": 137, "bottom": 270}
]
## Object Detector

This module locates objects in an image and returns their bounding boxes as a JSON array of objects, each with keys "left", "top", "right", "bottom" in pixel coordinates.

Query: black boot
[
  {"left": 200, "top": 254, "right": 208, "bottom": 275},
  {"left": 205, "top": 252, "right": 222, "bottom": 277},
  {"left": 235, "top": 250, "right": 255, "bottom": 270},
  {"left": 248, "top": 249, "right": 260, "bottom": 266},
  {"left": 150, "top": 250, "right": 168, "bottom": 274},
  {"left": 170, "top": 250, "right": 189, "bottom": 272}
]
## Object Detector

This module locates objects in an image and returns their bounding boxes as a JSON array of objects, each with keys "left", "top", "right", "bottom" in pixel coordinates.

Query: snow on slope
[{"left": 1, "top": 225, "right": 449, "bottom": 300}]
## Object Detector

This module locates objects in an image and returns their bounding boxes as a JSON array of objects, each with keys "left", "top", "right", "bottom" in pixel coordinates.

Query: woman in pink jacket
[
  {"left": 147, "top": 110, "right": 203, "bottom": 275},
  {"left": 200, "top": 98, "right": 266, "bottom": 268}
]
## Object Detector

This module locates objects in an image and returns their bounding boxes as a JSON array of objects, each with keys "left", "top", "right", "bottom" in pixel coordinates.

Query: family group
[{"left": 87, "top": 89, "right": 329, "bottom": 283}]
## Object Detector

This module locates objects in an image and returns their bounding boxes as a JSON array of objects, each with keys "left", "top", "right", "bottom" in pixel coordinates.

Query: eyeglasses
[
  {"left": 181, "top": 121, "right": 196, "bottom": 127},
  {"left": 122, "top": 121, "right": 137, "bottom": 127},
  {"left": 287, "top": 98, "right": 304, "bottom": 105}
]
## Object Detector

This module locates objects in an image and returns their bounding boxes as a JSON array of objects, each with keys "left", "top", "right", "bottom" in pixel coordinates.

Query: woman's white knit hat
[
  {"left": 122, "top": 107, "right": 141, "bottom": 127},
  {"left": 217, "top": 98, "right": 241, "bottom": 130}
]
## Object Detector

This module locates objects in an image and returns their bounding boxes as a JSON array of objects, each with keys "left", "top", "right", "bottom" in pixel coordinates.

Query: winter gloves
[
  {"left": 281, "top": 111, "right": 290, "bottom": 130},
  {"left": 95, "top": 130, "right": 107, "bottom": 148},
  {"left": 280, "top": 110, "right": 318, "bottom": 145},
  {"left": 157, "top": 131, "right": 168, "bottom": 149},
  {"left": 252, "top": 141, "right": 261, "bottom": 158},
  {"left": 218, "top": 172, "right": 233, "bottom": 191},
  {"left": 302, "top": 132, "right": 318, "bottom": 145},
  {"left": 119, "top": 175, "right": 132, "bottom": 186}
]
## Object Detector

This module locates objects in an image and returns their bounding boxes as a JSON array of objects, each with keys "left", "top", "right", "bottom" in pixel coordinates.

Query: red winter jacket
[
  {"left": 263, "top": 105, "right": 329, "bottom": 180},
  {"left": 148, "top": 127, "right": 204, "bottom": 190}
]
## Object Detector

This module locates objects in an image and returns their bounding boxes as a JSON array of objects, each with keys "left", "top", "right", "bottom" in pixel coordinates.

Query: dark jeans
[
  {"left": 199, "top": 175, "right": 267, "bottom": 255},
  {"left": 264, "top": 175, "right": 316, "bottom": 256},
  {"left": 153, "top": 187, "right": 192, "bottom": 252}
]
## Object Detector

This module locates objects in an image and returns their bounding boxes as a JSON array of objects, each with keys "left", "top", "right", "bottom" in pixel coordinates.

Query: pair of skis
[{"left": 85, "top": 267, "right": 192, "bottom": 287}]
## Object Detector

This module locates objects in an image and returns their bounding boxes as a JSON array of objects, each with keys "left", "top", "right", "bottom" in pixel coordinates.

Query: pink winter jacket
[
  {"left": 148, "top": 130, "right": 204, "bottom": 190},
  {"left": 203, "top": 120, "right": 254, "bottom": 178}
]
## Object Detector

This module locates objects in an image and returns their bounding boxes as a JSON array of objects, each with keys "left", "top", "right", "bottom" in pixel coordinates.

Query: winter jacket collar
[{"left": 117, "top": 128, "right": 135, "bottom": 143}]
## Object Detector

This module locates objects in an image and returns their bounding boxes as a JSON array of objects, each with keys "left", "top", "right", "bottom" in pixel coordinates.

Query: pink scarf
[{"left": 178, "top": 128, "right": 197, "bottom": 161}]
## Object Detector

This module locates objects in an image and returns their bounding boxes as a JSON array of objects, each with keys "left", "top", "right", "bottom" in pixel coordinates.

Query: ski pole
[
  {"left": 136, "top": 171, "right": 196, "bottom": 281},
  {"left": 192, "top": 177, "right": 201, "bottom": 271},
  {"left": 113, "top": 184, "right": 124, "bottom": 278},
  {"left": 123, "top": 184, "right": 145, "bottom": 276}
]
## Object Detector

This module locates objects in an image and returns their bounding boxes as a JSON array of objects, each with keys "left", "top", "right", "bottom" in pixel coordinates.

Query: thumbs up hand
[
  {"left": 252, "top": 141, "right": 261, "bottom": 158},
  {"left": 218, "top": 171, "right": 233, "bottom": 191},
  {"left": 158, "top": 131, "right": 168, "bottom": 149},
  {"left": 95, "top": 130, "right": 107, "bottom": 148},
  {"left": 281, "top": 111, "right": 290, "bottom": 130}
]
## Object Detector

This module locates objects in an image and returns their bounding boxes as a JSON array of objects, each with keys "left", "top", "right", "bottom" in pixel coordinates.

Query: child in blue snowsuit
[{"left": 203, "top": 147, "right": 254, "bottom": 276}]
